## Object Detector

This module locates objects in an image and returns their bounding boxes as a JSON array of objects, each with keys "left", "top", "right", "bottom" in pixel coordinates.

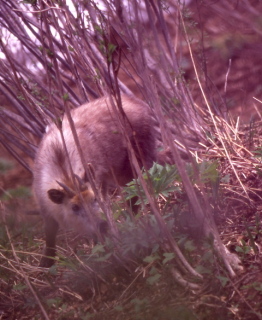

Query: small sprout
[
  {"left": 62, "top": 93, "right": 69, "bottom": 101},
  {"left": 0, "top": 158, "right": 14, "bottom": 174}
]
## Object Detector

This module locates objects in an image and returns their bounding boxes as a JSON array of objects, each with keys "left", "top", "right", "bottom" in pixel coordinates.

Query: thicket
[{"left": 1, "top": 1, "right": 262, "bottom": 319}]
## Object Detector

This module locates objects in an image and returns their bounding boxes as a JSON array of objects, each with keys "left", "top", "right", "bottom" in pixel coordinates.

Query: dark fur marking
[{"left": 48, "top": 189, "right": 65, "bottom": 204}]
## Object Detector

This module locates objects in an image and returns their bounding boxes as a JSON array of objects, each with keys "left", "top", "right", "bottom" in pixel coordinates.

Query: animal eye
[{"left": 72, "top": 204, "right": 81, "bottom": 212}]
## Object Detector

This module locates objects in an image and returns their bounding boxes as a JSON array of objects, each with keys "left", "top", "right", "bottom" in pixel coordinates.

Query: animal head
[{"left": 47, "top": 177, "right": 100, "bottom": 219}]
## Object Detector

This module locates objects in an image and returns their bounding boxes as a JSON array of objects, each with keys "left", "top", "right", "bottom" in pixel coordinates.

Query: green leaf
[
  {"left": 95, "top": 252, "right": 112, "bottom": 262},
  {"left": 13, "top": 283, "right": 27, "bottom": 291},
  {"left": 253, "top": 147, "right": 262, "bottom": 159},
  {"left": 1, "top": 186, "right": 31, "bottom": 200},
  {"left": 62, "top": 92, "right": 69, "bottom": 101},
  {"left": 46, "top": 297, "right": 62, "bottom": 307},
  {"left": 195, "top": 265, "right": 212, "bottom": 275},
  {"left": 131, "top": 298, "right": 149, "bottom": 313},
  {"left": 143, "top": 254, "right": 160, "bottom": 263},
  {"left": 217, "top": 275, "right": 229, "bottom": 287},
  {"left": 48, "top": 264, "right": 58, "bottom": 275},
  {"left": 124, "top": 162, "right": 180, "bottom": 204},
  {"left": 0, "top": 158, "right": 14, "bottom": 174},
  {"left": 198, "top": 160, "right": 219, "bottom": 184},
  {"left": 235, "top": 246, "right": 244, "bottom": 253},
  {"left": 221, "top": 174, "right": 230, "bottom": 184},
  {"left": 147, "top": 273, "right": 161, "bottom": 285},
  {"left": 114, "top": 305, "right": 124, "bottom": 312},
  {"left": 91, "top": 244, "right": 105, "bottom": 254},
  {"left": 184, "top": 240, "right": 196, "bottom": 252},
  {"left": 162, "top": 252, "right": 175, "bottom": 264}
]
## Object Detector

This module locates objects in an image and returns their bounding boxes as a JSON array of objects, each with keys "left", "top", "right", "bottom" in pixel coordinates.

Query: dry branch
[{"left": 0, "top": 0, "right": 249, "bottom": 290}]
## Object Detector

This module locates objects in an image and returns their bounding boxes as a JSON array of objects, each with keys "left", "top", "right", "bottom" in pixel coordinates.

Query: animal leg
[{"left": 39, "top": 216, "right": 59, "bottom": 268}]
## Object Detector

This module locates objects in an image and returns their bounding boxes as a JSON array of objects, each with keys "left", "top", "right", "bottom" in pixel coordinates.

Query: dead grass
[
  {"left": 1, "top": 1, "right": 262, "bottom": 319},
  {"left": 1, "top": 122, "right": 262, "bottom": 320}
]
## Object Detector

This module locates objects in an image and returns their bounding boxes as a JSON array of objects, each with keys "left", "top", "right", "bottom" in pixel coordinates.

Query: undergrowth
[{"left": 1, "top": 155, "right": 262, "bottom": 319}]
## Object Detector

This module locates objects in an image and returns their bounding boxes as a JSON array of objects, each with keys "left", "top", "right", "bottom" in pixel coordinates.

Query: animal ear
[{"left": 48, "top": 189, "right": 65, "bottom": 204}]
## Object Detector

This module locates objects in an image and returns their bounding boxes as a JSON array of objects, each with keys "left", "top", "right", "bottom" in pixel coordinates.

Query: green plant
[
  {"left": 0, "top": 157, "right": 14, "bottom": 174},
  {"left": 130, "top": 298, "right": 149, "bottom": 313},
  {"left": 124, "top": 161, "right": 220, "bottom": 206},
  {"left": 235, "top": 239, "right": 252, "bottom": 255},
  {"left": 124, "top": 163, "right": 181, "bottom": 205},
  {"left": 253, "top": 147, "right": 262, "bottom": 161},
  {"left": 0, "top": 186, "right": 31, "bottom": 201}
]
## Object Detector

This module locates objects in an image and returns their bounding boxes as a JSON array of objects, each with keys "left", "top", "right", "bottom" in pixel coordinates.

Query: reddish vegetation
[{"left": 1, "top": 1, "right": 262, "bottom": 319}]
